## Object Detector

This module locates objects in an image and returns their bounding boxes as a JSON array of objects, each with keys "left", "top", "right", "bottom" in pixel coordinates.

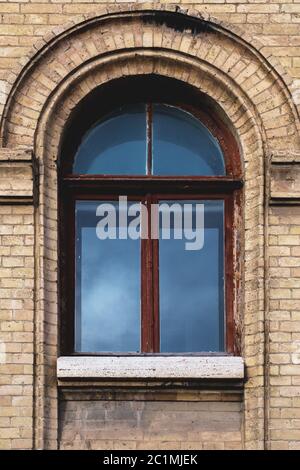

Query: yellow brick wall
[
  {"left": 0, "top": 205, "right": 34, "bottom": 450},
  {"left": 0, "top": 1, "right": 299, "bottom": 86},
  {"left": 269, "top": 206, "right": 300, "bottom": 450},
  {"left": 0, "top": 0, "right": 299, "bottom": 451}
]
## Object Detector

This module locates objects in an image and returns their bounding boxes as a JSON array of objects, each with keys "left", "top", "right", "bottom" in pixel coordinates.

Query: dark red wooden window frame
[{"left": 59, "top": 95, "right": 243, "bottom": 357}]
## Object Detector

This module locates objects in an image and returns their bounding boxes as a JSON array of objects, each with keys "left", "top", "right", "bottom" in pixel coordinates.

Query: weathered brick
[{"left": 0, "top": 0, "right": 299, "bottom": 453}]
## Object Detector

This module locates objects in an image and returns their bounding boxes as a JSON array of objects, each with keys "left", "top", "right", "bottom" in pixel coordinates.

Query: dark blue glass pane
[
  {"left": 75, "top": 201, "right": 141, "bottom": 352},
  {"left": 73, "top": 105, "right": 147, "bottom": 175},
  {"left": 153, "top": 105, "right": 225, "bottom": 176},
  {"left": 159, "top": 200, "right": 225, "bottom": 352}
]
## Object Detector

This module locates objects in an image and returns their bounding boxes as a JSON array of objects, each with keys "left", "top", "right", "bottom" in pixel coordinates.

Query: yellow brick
[
  {"left": 0, "top": 440, "right": 12, "bottom": 450},
  {"left": 0, "top": 25, "right": 34, "bottom": 36},
  {"left": 20, "top": 4, "right": 62, "bottom": 14},
  {"left": 0, "top": 429, "right": 20, "bottom": 439},
  {"left": 0, "top": 4, "right": 20, "bottom": 13}
]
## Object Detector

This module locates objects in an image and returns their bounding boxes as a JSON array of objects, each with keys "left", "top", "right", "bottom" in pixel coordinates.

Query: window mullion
[
  {"left": 141, "top": 194, "right": 154, "bottom": 352},
  {"left": 146, "top": 103, "right": 153, "bottom": 176},
  {"left": 152, "top": 195, "right": 160, "bottom": 353}
]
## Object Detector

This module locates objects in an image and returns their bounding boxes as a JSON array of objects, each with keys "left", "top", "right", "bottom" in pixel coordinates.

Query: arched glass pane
[
  {"left": 152, "top": 105, "right": 225, "bottom": 176},
  {"left": 73, "top": 104, "right": 147, "bottom": 175}
]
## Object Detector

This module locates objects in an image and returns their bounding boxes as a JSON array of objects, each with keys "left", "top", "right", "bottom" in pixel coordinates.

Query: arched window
[
  {"left": 73, "top": 104, "right": 225, "bottom": 176},
  {"left": 60, "top": 77, "right": 242, "bottom": 355}
]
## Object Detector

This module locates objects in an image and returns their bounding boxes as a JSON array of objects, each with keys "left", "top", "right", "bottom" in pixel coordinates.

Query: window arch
[
  {"left": 73, "top": 104, "right": 225, "bottom": 176},
  {"left": 60, "top": 76, "right": 242, "bottom": 355}
]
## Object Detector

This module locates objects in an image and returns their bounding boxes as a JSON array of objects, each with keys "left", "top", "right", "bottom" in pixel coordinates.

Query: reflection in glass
[
  {"left": 159, "top": 200, "right": 225, "bottom": 352},
  {"left": 73, "top": 105, "right": 147, "bottom": 175},
  {"left": 75, "top": 201, "right": 141, "bottom": 352},
  {"left": 153, "top": 105, "right": 225, "bottom": 176}
]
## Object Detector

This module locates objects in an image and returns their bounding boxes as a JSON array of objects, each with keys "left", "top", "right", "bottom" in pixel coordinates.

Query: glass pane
[
  {"left": 73, "top": 105, "right": 147, "bottom": 175},
  {"left": 75, "top": 200, "right": 141, "bottom": 352},
  {"left": 153, "top": 105, "right": 225, "bottom": 176},
  {"left": 159, "top": 200, "right": 225, "bottom": 352}
]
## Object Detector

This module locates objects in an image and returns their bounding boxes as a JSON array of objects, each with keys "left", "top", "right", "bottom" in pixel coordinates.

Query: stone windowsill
[{"left": 57, "top": 356, "right": 244, "bottom": 381}]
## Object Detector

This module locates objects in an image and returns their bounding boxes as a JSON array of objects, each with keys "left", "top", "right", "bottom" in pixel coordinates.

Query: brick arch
[
  {"left": 0, "top": 4, "right": 299, "bottom": 153},
  {"left": 1, "top": 5, "right": 298, "bottom": 450}
]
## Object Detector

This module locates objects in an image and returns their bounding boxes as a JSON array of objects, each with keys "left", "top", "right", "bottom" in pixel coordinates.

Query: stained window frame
[{"left": 59, "top": 86, "right": 243, "bottom": 357}]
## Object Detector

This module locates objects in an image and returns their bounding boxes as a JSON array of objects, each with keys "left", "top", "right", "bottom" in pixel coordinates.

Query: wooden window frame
[{"left": 59, "top": 90, "right": 243, "bottom": 357}]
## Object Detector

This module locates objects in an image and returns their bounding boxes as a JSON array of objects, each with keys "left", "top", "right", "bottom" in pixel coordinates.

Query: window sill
[{"left": 57, "top": 356, "right": 244, "bottom": 381}]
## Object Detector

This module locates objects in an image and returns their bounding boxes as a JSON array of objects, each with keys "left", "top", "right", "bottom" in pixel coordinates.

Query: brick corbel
[
  {"left": 0, "top": 147, "right": 35, "bottom": 204},
  {"left": 270, "top": 152, "right": 300, "bottom": 205}
]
